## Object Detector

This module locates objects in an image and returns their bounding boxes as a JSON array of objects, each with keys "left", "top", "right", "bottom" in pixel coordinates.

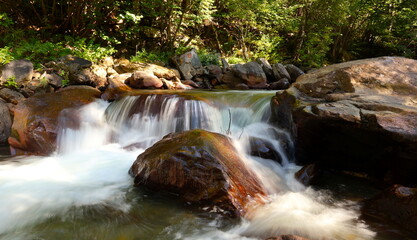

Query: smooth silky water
[{"left": 0, "top": 90, "right": 406, "bottom": 240}]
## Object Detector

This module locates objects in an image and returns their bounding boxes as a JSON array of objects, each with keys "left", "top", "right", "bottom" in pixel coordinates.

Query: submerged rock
[
  {"left": 363, "top": 184, "right": 417, "bottom": 234},
  {"left": 271, "top": 56, "right": 417, "bottom": 184},
  {"left": 129, "top": 129, "right": 267, "bottom": 216},
  {"left": 8, "top": 86, "right": 101, "bottom": 155}
]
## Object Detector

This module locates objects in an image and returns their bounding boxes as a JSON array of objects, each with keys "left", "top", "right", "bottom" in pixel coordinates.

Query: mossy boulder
[
  {"left": 8, "top": 86, "right": 101, "bottom": 155},
  {"left": 129, "top": 129, "right": 267, "bottom": 216}
]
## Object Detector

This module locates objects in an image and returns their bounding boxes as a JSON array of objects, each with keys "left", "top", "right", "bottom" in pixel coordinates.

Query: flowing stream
[{"left": 0, "top": 90, "right": 378, "bottom": 240}]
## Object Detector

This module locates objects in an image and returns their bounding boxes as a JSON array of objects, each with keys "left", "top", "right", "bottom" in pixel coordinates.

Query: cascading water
[{"left": 0, "top": 91, "right": 376, "bottom": 240}]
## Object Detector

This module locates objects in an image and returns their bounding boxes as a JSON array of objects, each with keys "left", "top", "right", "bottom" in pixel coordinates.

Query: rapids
[{"left": 0, "top": 91, "right": 376, "bottom": 240}]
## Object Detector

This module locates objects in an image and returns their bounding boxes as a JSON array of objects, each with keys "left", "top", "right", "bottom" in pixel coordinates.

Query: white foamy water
[{"left": 0, "top": 91, "right": 375, "bottom": 240}]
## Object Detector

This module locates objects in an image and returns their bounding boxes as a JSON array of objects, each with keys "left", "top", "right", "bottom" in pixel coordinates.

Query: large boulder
[
  {"left": 125, "top": 71, "right": 163, "bottom": 89},
  {"left": 257, "top": 58, "right": 275, "bottom": 82},
  {"left": 272, "top": 63, "right": 291, "bottom": 82},
  {"left": 129, "top": 129, "right": 267, "bottom": 216},
  {"left": 0, "top": 100, "right": 12, "bottom": 144},
  {"left": 271, "top": 57, "right": 417, "bottom": 184},
  {"left": 362, "top": 184, "right": 417, "bottom": 234},
  {"left": 0, "top": 59, "right": 34, "bottom": 86},
  {"left": 221, "top": 62, "right": 268, "bottom": 89},
  {"left": 114, "top": 59, "right": 180, "bottom": 80},
  {"left": 8, "top": 86, "right": 101, "bottom": 155},
  {"left": 171, "top": 49, "right": 205, "bottom": 80}
]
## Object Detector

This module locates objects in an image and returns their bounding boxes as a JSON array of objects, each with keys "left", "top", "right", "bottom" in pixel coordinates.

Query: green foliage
[
  {"left": 0, "top": 47, "right": 14, "bottom": 65},
  {"left": 4, "top": 76, "right": 18, "bottom": 89},
  {"left": 0, "top": 0, "right": 415, "bottom": 68},
  {"left": 197, "top": 49, "right": 220, "bottom": 66},
  {"left": 130, "top": 49, "right": 170, "bottom": 64},
  {"left": 64, "top": 37, "right": 116, "bottom": 63},
  {"left": 58, "top": 70, "right": 70, "bottom": 87},
  {"left": 0, "top": 13, "right": 13, "bottom": 29}
]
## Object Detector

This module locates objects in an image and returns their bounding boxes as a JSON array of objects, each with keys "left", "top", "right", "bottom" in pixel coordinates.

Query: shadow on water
[
  {"left": 312, "top": 170, "right": 416, "bottom": 240},
  {"left": 0, "top": 144, "right": 10, "bottom": 161}
]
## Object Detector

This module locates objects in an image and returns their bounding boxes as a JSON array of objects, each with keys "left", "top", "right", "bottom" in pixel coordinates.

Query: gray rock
[
  {"left": 174, "top": 49, "right": 205, "bottom": 80},
  {"left": 0, "top": 100, "right": 12, "bottom": 143},
  {"left": 233, "top": 62, "right": 267, "bottom": 89},
  {"left": 55, "top": 55, "right": 92, "bottom": 74},
  {"left": 257, "top": 58, "right": 275, "bottom": 82},
  {"left": 268, "top": 78, "right": 290, "bottom": 90},
  {"left": 0, "top": 88, "right": 25, "bottom": 104},
  {"left": 285, "top": 64, "right": 304, "bottom": 83},
  {"left": 70, "top": 68, "right": 107, "bottom": 89},
  {"left": 0, "top": 59, "right": 34, "bottom": 86},
  {"left": 44, "top": 72, "right": 64, "bottom": 88},
  {"left": 221, "top": 58, "right": 229, "bottom": 72},
  {"left": 272, "top": 63, "right": 291, "bottom": 82},
  {"left": 206, "top": 65, "right": 223, "bottom": 84}
]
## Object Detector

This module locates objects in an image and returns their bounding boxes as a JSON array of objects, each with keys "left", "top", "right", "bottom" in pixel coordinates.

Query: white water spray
[{"left": 0, "top": 91, "right": 375, "bottom": 239}]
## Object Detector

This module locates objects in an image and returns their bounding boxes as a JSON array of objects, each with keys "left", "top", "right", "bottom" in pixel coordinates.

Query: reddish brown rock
[
  {"left": 125, "top": 71, "right": 163, "bottom": 89},
  {"left": 129, "top": 129, "right": 267, "bottom": 216},
  {"left": 101, "top": 77, "right": 132, "bottom": 101},
  {"left": 363, "top": 184, "right": 417, "bottom": 234},
  {"left": 271, "top": 57, "right": 417, "bottom": 184},
  {"left": 8, "top": 86, "right": 101, "bottom": 155}
]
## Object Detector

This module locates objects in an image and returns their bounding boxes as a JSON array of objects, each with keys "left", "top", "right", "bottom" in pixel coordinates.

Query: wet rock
[
  {"left": 271, "top": 57, "right": 417, "bottom": 184},
  {"left": 272, "top": 63, "right": 291, "bottom": 82},
  {"left": 129, "top": 129, "right": 267, "bottom": 216},
  {"left": 0, "top": 100, "right": 12, "bottom": 144},
  {"left": 0, "top": 59, "right": 34, "bottom": 86},
  {"left": 294, "top": 164, "right": 319, "bottom": 186},
  {"left": 125, "top": 71, "right": 163, "bottom": 89},
  {"left": 257, "top": 58, "right": 275, "bottom": 82},
  {"left": 285, "top": 64, "right": 304, "bottom": 83},
  {"left": 363, "top": 184, "right": 417, "bottom": 234},
  {"left": 101, "top": 76, "right": 132, "bottom": 101},
  {"left": 182, "top": 80, "right": 200, "bottom": 88},
  {"left": 0, "top": 88, "right": 25, "bottom": 104},
  {"left": 172, "top": 49, "right": 205, "bottom": 80},
  {"left": 266, "top": 235, "right": 310, "bottom": 240},
  {"left": 8, "top": 86, "right": 101, "bottom": 155},
  {"left": 249, "top": 137, "right": 282, "bottom": 163},
  {"left": 268, "top": 78, "right": 290, "bottom": 90},
  {"left": 235, "top": 83, "right": 250, "bottom": 90}
]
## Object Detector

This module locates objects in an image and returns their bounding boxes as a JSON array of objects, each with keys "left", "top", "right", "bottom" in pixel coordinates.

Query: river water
[{"left": 0, "top": 90, "right": 392, "bottom": 240}]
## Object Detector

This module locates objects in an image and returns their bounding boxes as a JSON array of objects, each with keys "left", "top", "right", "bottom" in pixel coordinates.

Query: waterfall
[{"left": 0, "top": 91, "right": 375, "bottom": 240}]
